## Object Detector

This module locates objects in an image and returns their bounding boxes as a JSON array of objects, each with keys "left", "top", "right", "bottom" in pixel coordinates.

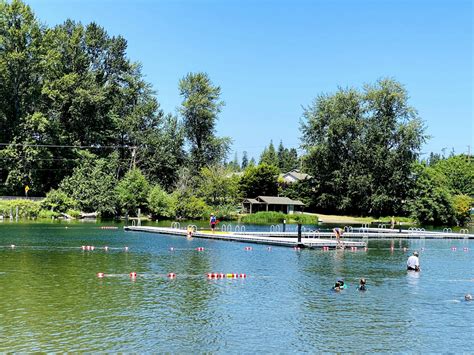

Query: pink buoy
[
  {"left": 351, "top": 246, "right": 357, "bottom": 251},
  {"left": 244, "top": 246, "right": 253, "bottom": 251},
  {"left": 129, "top": 272, "right": 137, "bottom": 278},
  {"left": 196, "top": 247, "right": 204, "bottom": 251},
  {"left": 97, "top": 272, "right": 105, "bottom": 278},
  {"left": 168, "top": 273, "right": 176, "bottom": 279}
]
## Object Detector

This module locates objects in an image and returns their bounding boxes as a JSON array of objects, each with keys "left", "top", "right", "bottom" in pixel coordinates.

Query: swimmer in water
[
  {"left": 358, "top": 278, "right": 367, "bottom": 291},
  {"left": 465, "top": 294, "right": 473, "bottom": 301},
  {"left": 333, "top": 281, "right": 342, "bottom": 292}
]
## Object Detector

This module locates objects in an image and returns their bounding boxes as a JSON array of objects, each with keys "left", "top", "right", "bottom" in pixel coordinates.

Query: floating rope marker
[
  {"left": 169, "top": 247, "right": 175, "bottom": 251},
  {"left": 124, "top": 246, "right": 129, "bottom": 252},
  {"left": 463, "top": 247, "right": 469, "bottom": 251},
  {"left": 129, "top": 272, "right": 137, "bottom": 278},
  {"left": 195, "top": 247, "right": 204, "bottom": 251},
  {"left": 267, "top": 246, "right": 272, "bottom": 251},
  {"left": 244, "top": 246, "right": 253, "bottom": 251},
  {"left": 403, "top": 247, "right": 407, "bottom": 252},
  {"left": 451, "top": 247, "right": 457, "bottom": 251},
  {"left": 294, "top": 246, "right": 301, "bottom": 251},
  {"left": 97, "top": 272, "right": 105, "bottom": 278},
  {"left": 351, "top": 246, "right": 358, "bottom": 251},
  {"left": 168, "top": 273, "right": 176, "bottom": 279},
  {"left": 10, "top": 244, "right": 15, "bottom": 249},
  {"left": 104, "top": 246, "right": 109, "bottom": 251},
  {"left": 239, "top": 273, "right": 247, "bottom": 278}
]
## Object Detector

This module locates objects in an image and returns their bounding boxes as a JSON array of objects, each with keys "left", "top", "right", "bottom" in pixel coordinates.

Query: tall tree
[
  {"left": 241, "top": 151, "right": 249, "bottom": 169},
  {"left": 239, "top": 164, "right": 279, "bottom": 198},
  {"left": 301, "top": 79, "right": 426, "bottom": 216},
  {"left": 259, "top": 141, "right": 278, "bottom": 168},
  {"left": 179, "top": 72, "right": 230, "bottom": 170}
]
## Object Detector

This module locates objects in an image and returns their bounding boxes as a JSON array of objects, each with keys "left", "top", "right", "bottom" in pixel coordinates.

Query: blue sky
[{"left": 28, "top": 0, "right": 472, "bottom": 161}]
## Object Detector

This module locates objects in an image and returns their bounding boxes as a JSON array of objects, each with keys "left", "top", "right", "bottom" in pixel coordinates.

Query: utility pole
[{"left": 130, "top": 146, "right": 137, "bottom": 170}]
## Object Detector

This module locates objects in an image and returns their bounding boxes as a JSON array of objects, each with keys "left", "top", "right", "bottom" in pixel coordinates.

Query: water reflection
[{"left": 0, "top": 224, "right": 473, "bottom": 352}]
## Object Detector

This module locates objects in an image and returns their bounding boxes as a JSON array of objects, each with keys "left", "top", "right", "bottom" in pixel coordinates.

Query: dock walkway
[{"left": 124, "top": 226, "right": 366, "bottom": 249}]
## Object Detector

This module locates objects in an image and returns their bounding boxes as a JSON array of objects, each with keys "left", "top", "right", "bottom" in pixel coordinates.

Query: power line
[{"left": 0, "top": 143, "right": 136, "bottom": 149}]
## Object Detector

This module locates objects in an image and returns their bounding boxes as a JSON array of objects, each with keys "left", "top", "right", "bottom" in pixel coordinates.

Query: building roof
[
  {"left": 243, "top": 198, "right": 261, "bottom": 204},
  {"left": 257, "top": 196, "right": 305, "bottom": 206},
  {"left": 280, "top": 169, "right": 312, "bottom": 182}
]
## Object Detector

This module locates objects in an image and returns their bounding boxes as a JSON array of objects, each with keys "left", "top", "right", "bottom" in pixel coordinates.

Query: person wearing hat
[{"left": 407, "top": 251, "right": 420, "bottom": 271}]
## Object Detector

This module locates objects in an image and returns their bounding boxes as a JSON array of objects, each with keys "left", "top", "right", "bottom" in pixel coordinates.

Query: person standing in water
[{"left": 407, "top": 251, "right": 420, "bottom": 271}]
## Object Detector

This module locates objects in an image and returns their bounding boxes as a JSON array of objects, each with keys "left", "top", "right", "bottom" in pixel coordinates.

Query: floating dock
[{"left": 124, "top": 226, "right": 366, "bottom": 249}]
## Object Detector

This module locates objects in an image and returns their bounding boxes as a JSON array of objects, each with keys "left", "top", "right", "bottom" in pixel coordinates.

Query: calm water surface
[{"left": 0, "top": 222, "right": 473, "bottom": 352}]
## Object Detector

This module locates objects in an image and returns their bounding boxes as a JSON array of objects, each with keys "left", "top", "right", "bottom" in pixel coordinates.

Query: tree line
[{"left": 1, "top": 0, "right": 472, "bottom": 225}]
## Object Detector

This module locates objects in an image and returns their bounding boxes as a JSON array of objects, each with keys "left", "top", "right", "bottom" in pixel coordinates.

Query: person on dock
[
  {"left": 333, "top": 227, "right": 344, "bottom": 246},
  {"left": 210, "top": 214, "right": 217, "bottom": 233},
  {"left": 358, "top": 278, "right": 367, "bottom": 291},
  {"left": 407, "top": 251, "right": 420, "bottom": 271}
]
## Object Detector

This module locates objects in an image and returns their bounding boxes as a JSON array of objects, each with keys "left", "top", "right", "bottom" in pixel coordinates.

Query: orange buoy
[{"left": 97, "top": 272, "right": 105, "bottom": 278}]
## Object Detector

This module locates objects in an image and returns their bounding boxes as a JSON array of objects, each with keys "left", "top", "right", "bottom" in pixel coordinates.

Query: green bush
[
  {"left": 451, "top": 194, "right": 473, "bottom": 226},
  {"left": 41, "top": 189, "right": 77, "bottom": 213},
  {"left": 241, "top": 211, "right": 318, "bottom": 224},
  {"left": 148, "top": 185, "right": 175, "bottom": 219},
  {"left": 173, "top": 191, "right": 211, "bottom": 219},
  {"left": 291, "top": 214, "right": 318, "bottom": 224},
  {"left": 0, "top": 199, "right": 41, "bottom": 218},
  {"left": 38, "top": 209, "right": 59, "bottom": 219}
]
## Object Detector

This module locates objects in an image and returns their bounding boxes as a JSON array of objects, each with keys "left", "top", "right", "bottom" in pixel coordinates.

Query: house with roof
[
  {"left": 242, "top": 196, "right": 305, "bottom": 214},
  {"left": 279, "top": 169, "right": 312, "bottom": 184}
]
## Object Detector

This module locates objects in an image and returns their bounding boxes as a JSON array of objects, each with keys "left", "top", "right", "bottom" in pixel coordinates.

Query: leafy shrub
[
  {"left": 41, "top": 189, "right": 77, "bottom": 213},
  {"left": 451, "top": 194, "right": 473, "bottom": 226},
  {"left": 148, "top": 185, "right": 175, "bottom": 219},
  {"left": 173, "top": 191, "right": 211, "bottom": 219},
  {"left": 0, "top": 199, "right": 41, "bottom": 218}
]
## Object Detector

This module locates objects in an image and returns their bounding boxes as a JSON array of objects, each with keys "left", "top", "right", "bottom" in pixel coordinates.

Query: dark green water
[{"left": 1, "top": 222, "right": 473, "bottom": 352}]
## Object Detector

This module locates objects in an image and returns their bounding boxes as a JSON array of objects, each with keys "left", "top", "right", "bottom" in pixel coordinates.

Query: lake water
[{"left": 1, "top": 222, "right": 473, "bottom": 352}]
